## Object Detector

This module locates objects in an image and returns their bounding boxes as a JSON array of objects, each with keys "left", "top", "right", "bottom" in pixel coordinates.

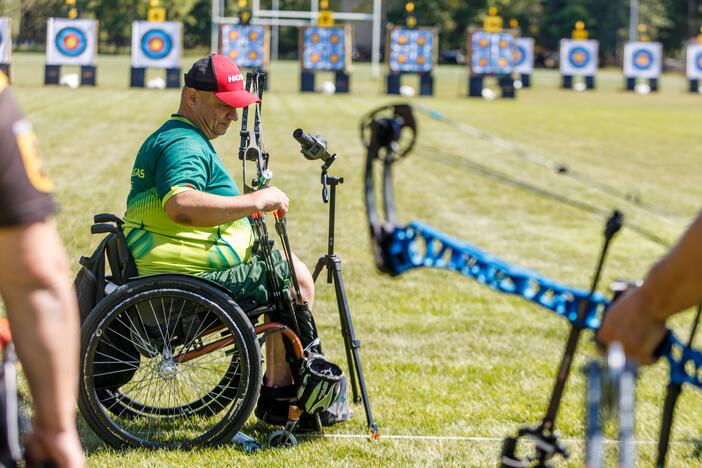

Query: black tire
[{"left": 78, "top": 275, "right": 261, "bottom": 449}]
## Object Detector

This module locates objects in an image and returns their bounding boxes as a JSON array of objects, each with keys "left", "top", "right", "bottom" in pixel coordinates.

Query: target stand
[
  {"left": 623, "top": 41, "right": 661, "bottom": 93},
  {"left": 129, "top": 67, "right": 180, "bottom": 88},
  {"left": 559, "top": 24, "right": 598, "bottom": 91},
  {"left": 386, "top": 71, "right": 433, "bottom": 96},
  {"left": 299, "top": 25, "right": 352, "bottom": 94},
  {"left": 44, "top": 64, "right": 97, "bottom": 86},
  {"left": 130, "top": 21, "right": 182, "bottom": 89},
  {"left": 44, "top": 18, "right": 98, "bottom": 86},
  {"left": 385, "top": 26, "right": 437, "bottom": 96},
  {"left": 625, "top": 77, "right": 658, "bottom": 92},
  {"left": 561, "top": 74, "right": 595, "bottom": 90},
  {"left": 468, "top": 75, "right": 515, "bottom": 98},
  {"left": 686, "top": 40, "right": 702, "bottom": 94}
]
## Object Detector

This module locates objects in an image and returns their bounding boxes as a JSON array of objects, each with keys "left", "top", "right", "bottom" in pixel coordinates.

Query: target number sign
[
  {"left": 0, "top": 17, "right": 10, "bottom": 64},
  {"left": 131, "top": 21, "right": 181, "bottom": 69},
  {"left": 559, "top": 39, "right": 598, "bottom": 76},
  {"left": 623, "top": 42, "right": 661, "bottom": 79},
  {"left": 46, "top": 18, "right": 97, "bottom": 66}
]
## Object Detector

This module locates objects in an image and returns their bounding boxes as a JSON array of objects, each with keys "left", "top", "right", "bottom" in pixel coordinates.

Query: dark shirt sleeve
[{"left": 0, "top": 81, "right": 56, "bottom": 227}]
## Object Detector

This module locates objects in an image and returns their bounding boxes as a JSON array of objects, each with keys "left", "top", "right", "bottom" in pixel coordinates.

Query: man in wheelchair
[{"left": 116, "top": 55, "right": 343, "bottom": 433}]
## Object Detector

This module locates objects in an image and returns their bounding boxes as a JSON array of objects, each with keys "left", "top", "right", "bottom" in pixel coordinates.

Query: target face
[
  {"left": 141, "top": 29, "right": 172, "bottom": 60},
  {"left": 46, "top": 18, "right": 97, "bottom": 66},
  {"left": 560, "top": 39, "right": 598, "bottom": 76},
  {"left": 132, "top": 21, "right": 181, "bottom": 69},
  {"left": 389, "top": 28, "right": 434, "bottom": 72},
  {"left": 0, "top": 17, "right": 8, "bottom": 64},
  {"left": 513, "top": 38, "right": 534, "bottom": 74},
  {"left": 56, "top": 27, "right": 87, "bottom": 56},
  {"left": 470, "top": 31, "right": 514, "bottom": 75},
  {"left": 568, "top": 47, "right": 590, "bottom": 68},
  {"left": 632, "top": 49, "right": 652, "bottom": 69},
  {"left": 624, "top": 41, "right": 661, "bottom": 79},
  {"left": 689, "top": 43, "right": 702, "bottom": 79},
  {"left": 221, "top": 24, "right": 268, "bottom": 69},
  {"left": 302, "top": 26, "right": 349, "bottom": 71}
]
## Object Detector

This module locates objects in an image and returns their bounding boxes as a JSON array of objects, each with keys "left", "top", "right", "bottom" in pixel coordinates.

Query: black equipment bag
[
  {"left": 73, "top": 236, "right": 109, "bottom": 324},
  {"left": 73, "top": 236, "right": 140, "bottom": 391}
]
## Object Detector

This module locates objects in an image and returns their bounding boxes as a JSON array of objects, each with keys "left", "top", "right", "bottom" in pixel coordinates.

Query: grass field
[{"left": 8, "top": 51, "right": 702, "bottom": 466}]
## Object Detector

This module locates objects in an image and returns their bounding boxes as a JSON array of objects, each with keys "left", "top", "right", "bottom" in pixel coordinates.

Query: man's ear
[{"left": 184, "top": 88, "right": 200, "bottom": 108}]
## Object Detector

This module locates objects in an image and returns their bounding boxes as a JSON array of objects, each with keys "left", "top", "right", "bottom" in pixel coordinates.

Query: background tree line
[{"left": 0, "top": 0, "right": 699, "bottom": 63}]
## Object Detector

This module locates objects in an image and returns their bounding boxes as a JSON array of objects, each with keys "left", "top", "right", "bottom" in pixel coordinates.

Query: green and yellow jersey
[{"left": 123, "top": 115, "right": 253, "bottom": 276}]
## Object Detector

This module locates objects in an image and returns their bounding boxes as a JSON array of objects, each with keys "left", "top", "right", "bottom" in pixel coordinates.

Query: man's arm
[
  {"left": 0, "top": 219, "right": 83, "bottom": 467},
  {"left": 598, "top": 211, "right": 702, "bottom": 364},
  {"left": 164, "top": 186, "right": 289, "bottom": 227}
]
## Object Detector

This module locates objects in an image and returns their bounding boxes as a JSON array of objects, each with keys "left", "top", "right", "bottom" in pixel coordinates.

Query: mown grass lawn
[{"left": 8, "top": 52, "right": 702, "bottom": 466}]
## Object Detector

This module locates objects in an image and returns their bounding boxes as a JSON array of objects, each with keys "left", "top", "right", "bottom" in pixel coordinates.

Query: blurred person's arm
[
  {"left": 0, "top": 221, "right": 83, "bottom": 467},
  {"left": 598, "top": 211, "right": 702, "bottom": 364},
  {"left": 0, "top": 73, "right": 83, "bottom": 467}
]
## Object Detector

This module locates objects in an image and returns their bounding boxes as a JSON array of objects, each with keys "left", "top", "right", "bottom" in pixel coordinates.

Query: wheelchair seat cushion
[{"left": 199, "top": 251, "right": 290, "bottom": 307}]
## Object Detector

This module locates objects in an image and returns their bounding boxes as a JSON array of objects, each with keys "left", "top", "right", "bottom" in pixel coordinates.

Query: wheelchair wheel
[{"left": 78, "top": 275, "right": 261, "bottom": 449}]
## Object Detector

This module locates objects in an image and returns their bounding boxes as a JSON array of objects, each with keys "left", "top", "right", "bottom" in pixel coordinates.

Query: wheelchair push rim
[{"left": 79, "top": 277, "right": 261, "bottom": 449}]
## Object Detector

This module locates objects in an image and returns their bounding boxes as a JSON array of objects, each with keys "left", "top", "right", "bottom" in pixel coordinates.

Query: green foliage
[{"left": 0, "top": 0, "right": 699, "bottom": 61}]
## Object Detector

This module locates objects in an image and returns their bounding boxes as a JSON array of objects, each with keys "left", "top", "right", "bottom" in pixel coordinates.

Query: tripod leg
[
  {"left": 311, "top": 256, "right": 326, "bottom": 283},
  {"left": 329, "top": 256, "right": 379, "bottom": 433}
]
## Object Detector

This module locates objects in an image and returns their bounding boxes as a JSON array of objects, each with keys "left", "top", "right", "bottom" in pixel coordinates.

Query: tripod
[{"left": 311, "top": 158, "right": 379, "bottom": 436}]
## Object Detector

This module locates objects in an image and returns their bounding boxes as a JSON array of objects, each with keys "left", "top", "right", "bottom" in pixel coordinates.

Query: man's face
[{"left": 192, "top": 90, "right": 239, "bottom": 139}]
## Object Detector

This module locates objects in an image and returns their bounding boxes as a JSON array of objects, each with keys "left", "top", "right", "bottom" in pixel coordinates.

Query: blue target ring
[
  {"left": 568, "top": 46, "right": 590, "bottom": 69},
  {"left": 55, "top": 27, "right": 87, "bottom": 57},
  {"left": 141, "top": 29, "right": 173, "bottom": 60},
  {"left": 695, "top": 51, "right": 702, "bottom": 72},
  {"left": 632, "top": 49, "right": 653, "bottom": 70},
  {"left": 514, "top": 45, "right": 526, "bottom": 66}
]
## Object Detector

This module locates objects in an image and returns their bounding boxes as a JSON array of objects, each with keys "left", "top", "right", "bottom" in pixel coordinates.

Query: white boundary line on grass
[{"left": 298, "top": 433, "right": 697, "bottom": 446}]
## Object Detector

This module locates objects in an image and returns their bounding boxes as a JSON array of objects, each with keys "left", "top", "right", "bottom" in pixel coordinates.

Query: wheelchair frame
[{"left": 78, "top": 214, "right": 315, "bottom": 449}]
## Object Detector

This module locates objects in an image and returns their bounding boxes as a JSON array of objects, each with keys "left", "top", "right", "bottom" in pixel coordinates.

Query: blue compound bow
[{"left": 360, "top": 103, "right": 702, "bottom": 467}]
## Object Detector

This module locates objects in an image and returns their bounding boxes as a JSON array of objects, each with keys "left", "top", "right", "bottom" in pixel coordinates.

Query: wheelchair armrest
[
  {"left": 91, "top": 223, "right": 118, "bottom": 235},
  {"left": 94, "top": 213, "right": 124, "bottom": 226}
]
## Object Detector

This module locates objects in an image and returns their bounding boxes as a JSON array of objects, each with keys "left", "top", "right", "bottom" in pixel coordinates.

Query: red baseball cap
[{"left": 184, "top": 54, "right": 260, "bottom": 108}]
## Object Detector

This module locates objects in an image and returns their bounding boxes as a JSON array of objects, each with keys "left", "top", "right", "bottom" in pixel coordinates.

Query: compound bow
[{"left": 360, "top": 103, "right": 702, "bottom": 466}]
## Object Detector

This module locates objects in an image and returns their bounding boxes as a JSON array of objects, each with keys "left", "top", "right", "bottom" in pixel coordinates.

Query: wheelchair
[{"left": 76, "top": 214, "right": 313, "bottom": 449}]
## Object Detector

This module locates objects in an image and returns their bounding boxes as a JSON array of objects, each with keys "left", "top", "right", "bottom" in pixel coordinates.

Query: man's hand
[
  {"left": 25, "top": 425, "right": 84, "bottom": 468},
  {"left": 254, "top": 186, "right": 289, "bottom": 218},
  {"left": 597, "top": 286, "right": 667, "bottom": 366}
]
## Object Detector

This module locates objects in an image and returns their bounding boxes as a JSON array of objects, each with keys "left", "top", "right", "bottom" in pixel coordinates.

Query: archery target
[
  {"left": 389, "top": 28, "right": 434, "bottom": 73},
  {"left": 302, "top": 26, "right": 349, "bottom": 71},
  {"left": 46, "top": 18, "right": 97, "bottom": 66},
  {"left": 623, "top": 41, "right": 661, "bottom": 79},
  {"left": 221, "top": 24, "right": 268, "bottom": 68},
  {"left": 0, "top": 17, "right": 10, "bottom": 64},
  {"left": 513, "top": 37, "right": 534, "bottom": 74},
  {"left": 470, "top": 31, "right": 514, "bottom": 75},
  {"left": 687, "top": 43, "right": 702, "bottom": 80},
  {"left": 131, "top": 21, "right": 181, "bottom": 69},
  {"left": 560, "top": 39, "right": 598, "bottom": 76}
]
